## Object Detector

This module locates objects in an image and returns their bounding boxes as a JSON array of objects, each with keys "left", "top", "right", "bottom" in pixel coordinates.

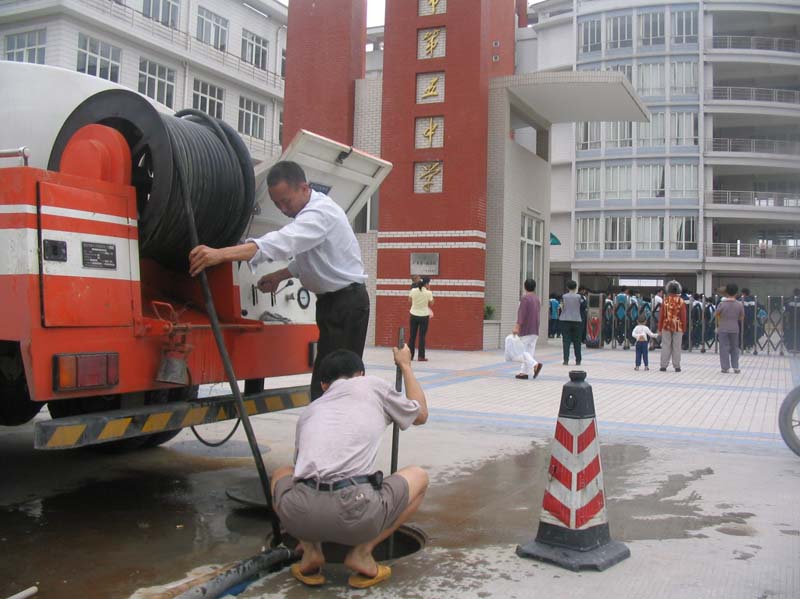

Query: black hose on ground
[
  {"left": 167, "top": 108, "right": 282, "bottom": 547},
  {"left": 173, "top": 547, "right": 295, "bottom": 599}
]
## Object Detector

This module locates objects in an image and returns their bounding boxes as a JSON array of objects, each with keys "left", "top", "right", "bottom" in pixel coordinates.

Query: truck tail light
[{"left": 53, "top": 353, "right": 119, "bottom": 391}]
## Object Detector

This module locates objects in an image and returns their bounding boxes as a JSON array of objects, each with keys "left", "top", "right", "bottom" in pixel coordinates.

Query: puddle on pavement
[
  {"left": 1, "top": 440, "right": 760, "bottom": 599},
  {"left": 416, "top": 442, "right": 756, "bottom": 548},
  {"left": 0, "top": 462, "right": 270, "bottom": 599}
]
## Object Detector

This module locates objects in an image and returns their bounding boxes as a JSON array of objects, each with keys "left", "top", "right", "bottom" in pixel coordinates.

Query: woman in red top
[{"left": 657, "top": 280, "right": 687, "bottom": 372}]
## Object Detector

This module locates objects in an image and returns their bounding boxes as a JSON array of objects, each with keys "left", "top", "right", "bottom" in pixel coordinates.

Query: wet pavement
[{"left": 1, "top": 345, "right": 799, "bottom": 598}]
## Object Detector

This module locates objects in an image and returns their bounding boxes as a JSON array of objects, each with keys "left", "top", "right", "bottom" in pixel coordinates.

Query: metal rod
[
  {"left": 389, "top": 326, "right": 405, "bottom": 560},
  {"left": 779, "top": 296, "right": 785, "bottom": 356},
  {"left": 0, "top": 146, "right": 30, "bottom": 166},
  {"left": 700, "top": 296, "right": 707, "bottom": 353}
]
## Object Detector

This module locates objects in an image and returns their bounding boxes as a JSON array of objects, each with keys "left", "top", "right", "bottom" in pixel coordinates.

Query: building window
[
  {"left": 606, "top": 121, "right": 633, "bottom": 148},
  {"left": 638, "top": 164, "right": 665, "bottom": 198},
  {"left": 242, "top": 29, "right": 268, "bottom": 71},
  {"left": 605, "top": 216, "right": 632, "bottom": 250},
  {"left": 577, "top": 122, "right": 601, "bottom": 150},
  {"left": 639, "top": 12, "right": 665, "bottom": 46},
  {"left": 143, "top": 0, "right": 180, "bottom": 28},
  {"left": 138, "top": 58, "right": 175, "bottom": 108},
  {"left": 281, "top": 49, "right": 286, "bottom": 77},
  {"left": 671, "top": 112, "right": 698, "bottom": 146},
  {"left": 519, "top": 214, "right": 544, "bottom": 295},
  {"left": 671, "top": 10, "right": 697, "bottom": 44},
  {"left": 577, "top": 217, "right": 602, "bottom": 251},
  {"left": 606, "top": 165, "right": 632, "bottom": 199},
  {"left": 637, "top": 62, "right": 665, "bottom": 96},
  {"left": 579, "top": 20, "right": 601, "bottom": 54},
  {"left": 5, "top": 29, "right": 46, "bottom": 64},
  {"left": 577, "top": 167, "right": 601, "bottom": 200},
  {"left": 671, "top": 216, "right": 697, "bottom": 250},
  {"left": 278, "top": 110, "right": 283, "bottom": 144},
  {"left": 197, "top": 6, "right": 228, "bottom": 51},
  {"left": 238, "top": 96, "right": 266, "bottom": 140},
  {"left": 77, "top": 33, "right": 121, "bottom": 82},
  {"left": 637, "top": 112, "right": 665, "bottom": 147},
  {"left": 637, "top": 216, "right": 664, "bottom": 250},
  {"left": 607, "top": 16, "right": 632, "bottom": 50},
  {"left": 608, "top": 63, "right": 632, "bottom": 83},
  {"left": 192, "top": 78, "right": 224, "bottom": 119},
  {"left": 670, "top": 164, "right": 698, "bottom": 199},
  {"left": 670, "top": 61, "right": 697, "bottom": 95}
]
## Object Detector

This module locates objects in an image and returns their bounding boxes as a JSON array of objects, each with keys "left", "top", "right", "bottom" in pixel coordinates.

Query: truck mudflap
[{"left": 34, "top": 385, "right": 310, "bottom": 449}]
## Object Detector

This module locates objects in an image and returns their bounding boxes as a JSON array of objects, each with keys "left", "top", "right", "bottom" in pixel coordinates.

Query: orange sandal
[
  {"left": 290, "top": 563, "right": 326, "bottom": 586},
  {"left": 348, "top": 564, "right": 392, "bottom": 589}
]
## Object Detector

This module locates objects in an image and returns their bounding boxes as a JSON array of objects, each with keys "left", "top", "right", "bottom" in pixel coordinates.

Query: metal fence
[{"left": 585, "top": 293, "right": 800, "bottom": 356}]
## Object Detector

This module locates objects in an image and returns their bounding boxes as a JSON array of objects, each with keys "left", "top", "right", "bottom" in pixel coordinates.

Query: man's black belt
[
  {"left": 317, "top": 282, "right": 365, "bottom": 299},
  {"left": 300, "top": 471, "right": 383, "bottom": 491}
]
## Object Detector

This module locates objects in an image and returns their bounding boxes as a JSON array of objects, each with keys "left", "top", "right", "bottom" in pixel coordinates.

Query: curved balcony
[
  {"left": 708, "top": 36, "right": 800, "bottom": 55},
  {"left": 706, "top": 87, "right": 800, "bottom": 105},
  {"left": 707, "top": 138, "right": 800, "bottom": 156}
]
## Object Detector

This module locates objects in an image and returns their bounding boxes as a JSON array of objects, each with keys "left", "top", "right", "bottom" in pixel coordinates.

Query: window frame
[
  {"left": 577, "top": 122, "right": 601, "bottom": 151},
  {"left": 5, "top": 29, "right": 46, "bottom": 64},
  {"left": 637, "top": 111, "right": 665, "bottom": 147},
  {"left": 639, "top": 12, "right": 665, "bottom": 47},
  {"left": 197, "top": 6, "right": 228, "bottom": 51},
  {"left": 143, "top": 0, "right": 180, "bottom": 29},
  {"left": 138, "top": 58, "right": 176, "bottom": 108},
  {"left": 670, "top": 163, "right": 699, "bottom": 199},
  {"left": 519, "top": 214, "right": 544, "bottom": 295},
  {"left": 241, "top": 29, "right": 268, "bottom": 71},
  {"left": 670, "top": 216, "right": 697, "bottom": 251},
  {"left": 238, "top": 96, "right": 267, "bottom": 140},
  {"left": 637, "top": 163, "right": 666, "bottom": 198},
  {"left": 192, "top": 78, "right": 225, "bottom": 119},
  {"left": 637, "top": 62, "right": 665, "bottom": 96},
  {"left": 606, "top": 15, "right": 632, "bottom": 50},
  {"left": 77, "top": 33, "right": 121, "bottom": 82},
  {"left": 579, "top": 19, "right": 602, "bottom": 54},
  {"left": 605, "top": 164, "right": 632, "bottom": 200},
  {"left": 670, "top": 61, "right": 697, "bottom": 95},
  {"left": 606, "top": 121, "right": 633, "bottom": 149},
  {"left": 670, "top": 111, "right": 699, "bottom": 146},
  {"left": 577, "top": 167, "right": 601, "bottom": 201},
  {"left": 671, "top": 10, "right": 698, "bottom": 44},
  {"left": 604, "top": 215, "right": 632, "bottom": 251},
  {"left": 576, "top": 217, "right": 602, "bottom": 251},
  {"left": 636, "top": 216, "right": 665, "bottom": 250}
]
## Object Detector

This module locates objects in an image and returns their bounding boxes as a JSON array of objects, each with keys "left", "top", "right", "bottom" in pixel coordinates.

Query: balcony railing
[
  {"left": 707, "top": 87, "right": 800, "bottom": 105},
  {"left": 707, "top": 138, "right": 800, "bottom": 156},
  {"left": 78, "top": 0, "right": 284, "bottom": 91},
  {"left": 242, "top": 136, "right": 282, "bottom": 159},
  {"left": 709, "top": 36, "right": 800, "bottom": 54},
  {"left": 707, "top": 190, "right": 800, "bottom": 208},
  {"left": 708, "top": 243, "right": 800, "bottom": 260}
]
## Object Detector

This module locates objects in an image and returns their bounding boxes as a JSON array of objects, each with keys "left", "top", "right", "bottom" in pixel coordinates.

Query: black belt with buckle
[
  {"left": 300, "top": 471, "right": 383, "bottom": 492},
  {"left": 318, "top": 282, "right": 365, "bottom": 299}
]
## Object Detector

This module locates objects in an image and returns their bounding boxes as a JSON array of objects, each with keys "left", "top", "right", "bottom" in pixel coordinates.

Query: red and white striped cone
[{"left": 517, "top": 370, "right": 629, "bottom": 571}]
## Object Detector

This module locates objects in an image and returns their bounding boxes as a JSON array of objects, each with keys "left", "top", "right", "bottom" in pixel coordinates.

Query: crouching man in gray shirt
[{"left": 270, "top": 346, "right": 429, "bottom": 589}]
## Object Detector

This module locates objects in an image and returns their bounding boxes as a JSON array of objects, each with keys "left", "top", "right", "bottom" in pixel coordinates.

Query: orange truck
[{"left": 0, "top": 62, "right": 390, "bottom": 450}]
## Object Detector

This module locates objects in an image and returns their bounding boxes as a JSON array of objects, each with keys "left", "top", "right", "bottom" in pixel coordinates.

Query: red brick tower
[
  {"left": 283, "top": 0, "right": 367, "bottom": 145},
  {"left": 375, "top": 0, "right": 516, "bottom": 349}
]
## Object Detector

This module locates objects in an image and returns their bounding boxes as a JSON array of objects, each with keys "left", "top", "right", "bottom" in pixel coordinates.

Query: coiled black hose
[{"left": 139, "top": 112, "right": 255, "bottom": 270}]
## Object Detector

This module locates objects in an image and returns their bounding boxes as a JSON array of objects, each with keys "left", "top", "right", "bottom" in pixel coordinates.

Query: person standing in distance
[
  {"left": 559, "top": 280, "right": 583, "bottom": 366},
  {"left": 408, "top": 277, "right": 434, "bottom": 362},
  {"left": 188, "top": 161, "right": 370, "bottom": 400}
]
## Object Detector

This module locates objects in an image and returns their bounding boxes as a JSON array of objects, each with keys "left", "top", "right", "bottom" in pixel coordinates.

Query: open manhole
[{"left": 276, "top": 525, "right": 426, "bottom": 562}]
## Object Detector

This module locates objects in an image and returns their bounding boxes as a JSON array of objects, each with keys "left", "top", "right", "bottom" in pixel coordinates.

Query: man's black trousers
[{"left": 311, "top": 283, "right": 370, "bottom": 400}]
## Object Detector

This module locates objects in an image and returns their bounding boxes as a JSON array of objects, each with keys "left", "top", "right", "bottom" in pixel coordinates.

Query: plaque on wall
[{"left": 410, "top": 252, "right": 439, "bottom": 276}]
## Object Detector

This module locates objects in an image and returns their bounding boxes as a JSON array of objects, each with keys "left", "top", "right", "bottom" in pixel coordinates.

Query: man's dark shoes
[
  {"left": 675, "top": 368, "right": 681, "bottom": 372},
  {"left": 515, "top": 373, "right": 529, "bottom": 380},
  {"left": 533, "top": 364, "right": 543, "bottom": 379},
  {"left": 659, "top": 367, "right": 667, "bottom": 372}
]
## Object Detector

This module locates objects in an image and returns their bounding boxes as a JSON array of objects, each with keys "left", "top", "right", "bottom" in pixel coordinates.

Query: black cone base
[{"left": 516, "top": 538, "right": 630, "bottom": 572}]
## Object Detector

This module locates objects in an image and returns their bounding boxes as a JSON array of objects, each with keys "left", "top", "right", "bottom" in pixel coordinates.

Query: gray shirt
[
  {"left": 559, "top": 292, "right": 583, "bottom": 322},
  {"left": 716, "top": 298, "right": 744, "bottom": 334},
  {"left": 293, "top": 375, "right": 420, "bottom": 482}
]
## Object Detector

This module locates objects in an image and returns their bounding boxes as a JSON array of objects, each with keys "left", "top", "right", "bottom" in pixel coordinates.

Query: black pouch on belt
[{"left": 367, "top": 470, "right": 384, "bottom": 490}]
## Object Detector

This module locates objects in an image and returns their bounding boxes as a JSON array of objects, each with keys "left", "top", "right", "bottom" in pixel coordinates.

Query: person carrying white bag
[{"left": 510, "top": 279, "right": 543, "bottom": 380}]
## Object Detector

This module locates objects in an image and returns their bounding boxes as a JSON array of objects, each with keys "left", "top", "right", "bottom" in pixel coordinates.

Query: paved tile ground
[{"left": 176, "top": 343, "right": 800, "bottom": 598}]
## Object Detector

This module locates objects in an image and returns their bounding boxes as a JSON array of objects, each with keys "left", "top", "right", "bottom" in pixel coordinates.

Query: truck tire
[{"left": 779, "top": 387, "right": 800, "bottom": 458}]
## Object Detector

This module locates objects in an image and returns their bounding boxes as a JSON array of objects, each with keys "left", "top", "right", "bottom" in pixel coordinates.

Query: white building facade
[
  {"left": 0, "top": 0, "right": 287, "bottom": 164},
  {"left": 530, "top": 0, "right": 800, "bottom": 297}
]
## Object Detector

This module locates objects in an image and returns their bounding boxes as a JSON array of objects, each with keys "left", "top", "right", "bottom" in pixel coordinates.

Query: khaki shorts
[{"left": 273, "top": 474, "right": 409, "bottom": 545}]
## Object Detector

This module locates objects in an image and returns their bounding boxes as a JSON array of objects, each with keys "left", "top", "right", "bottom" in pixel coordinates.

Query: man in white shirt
[{"left": 189, "top": 161, "right": 370, "bottom": 399}]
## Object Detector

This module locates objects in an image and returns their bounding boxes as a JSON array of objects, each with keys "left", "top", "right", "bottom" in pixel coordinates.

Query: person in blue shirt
[{"left": 548, "top": 294, "right": 561, "bottom": 338}]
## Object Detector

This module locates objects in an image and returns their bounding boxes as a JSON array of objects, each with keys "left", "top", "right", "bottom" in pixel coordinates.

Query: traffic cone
[{"left": 516, "top": 370, "right": 629, "bottom": 571}]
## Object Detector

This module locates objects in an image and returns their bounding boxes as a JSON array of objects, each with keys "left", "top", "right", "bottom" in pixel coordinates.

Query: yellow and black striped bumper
[{"left": 35, "top": 386, "right": 310, "bottom": 450}]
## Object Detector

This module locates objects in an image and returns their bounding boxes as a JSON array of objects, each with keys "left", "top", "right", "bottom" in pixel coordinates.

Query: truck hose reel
[{"left": 48, "top": 89, "right": 255, "bottom": 271}]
